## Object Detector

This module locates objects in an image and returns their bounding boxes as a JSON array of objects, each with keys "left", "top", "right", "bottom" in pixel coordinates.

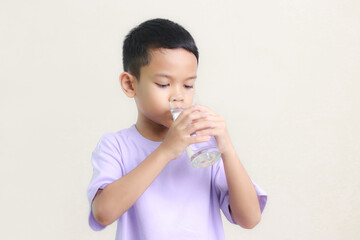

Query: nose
[{"left": 169, "top": 92, "right": 185, "bottom": 103}]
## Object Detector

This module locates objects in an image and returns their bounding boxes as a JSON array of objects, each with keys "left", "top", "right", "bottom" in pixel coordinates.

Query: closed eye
[
  {"left": 156, "top": 83, "right": 194, "bottom": 89},
  {"left": 156, "top": 83, "right": 169, "bottom": 88}
]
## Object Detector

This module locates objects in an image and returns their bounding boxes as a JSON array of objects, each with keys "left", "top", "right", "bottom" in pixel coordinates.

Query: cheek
[
  {"left": 137, "top": 84, "right": 169, "bottom": 114},
  {"left": 141, "top": 91, "right": 167, "bottom": 112},
  {"left": 150, "top": 95, "right": 169, "bottom": 111},
  {"left": 147, "top": 89, "right": 167, "bottom": 107},
  {"left": 137, "top": 85, "right": 154, "bottom": 106}
]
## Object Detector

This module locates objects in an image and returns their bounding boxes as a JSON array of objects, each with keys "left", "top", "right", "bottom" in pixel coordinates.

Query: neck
[{"left": 135, "top": 117, "right": 168, "bottom": 142}]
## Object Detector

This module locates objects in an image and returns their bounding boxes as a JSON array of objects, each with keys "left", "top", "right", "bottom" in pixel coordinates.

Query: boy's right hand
[{"left": 160, "top": 105, "right": 213, "bottom": 161}]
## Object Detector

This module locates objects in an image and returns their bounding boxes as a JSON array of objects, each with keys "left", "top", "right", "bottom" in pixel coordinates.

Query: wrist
[
  {"left": 220, "top": 144, "right": 237, "bottom": 159},
  {"left": 157, "top": 143, "right": 177, "bottom": 162},
  {"left": 217, "top": 133, "right": 235, "bottom": 155}
]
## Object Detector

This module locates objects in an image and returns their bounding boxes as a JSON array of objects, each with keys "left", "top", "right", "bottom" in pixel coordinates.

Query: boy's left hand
[{"left": 193, "top": 105, "right": 234, "bottom": 155}]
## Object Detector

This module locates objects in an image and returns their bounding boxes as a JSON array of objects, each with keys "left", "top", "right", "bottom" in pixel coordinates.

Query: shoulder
[
  {"left": 97, "top": 132, "right": 119, "bottom": 148},
  {"left": 95, "top": 128, "right": 125, "bottom": 151},
  {"left": 96, "top": 125, "right": 138, "bottom": 151},
  {"left": 99, "top": 125, "right": 132, "bottom": 142}
]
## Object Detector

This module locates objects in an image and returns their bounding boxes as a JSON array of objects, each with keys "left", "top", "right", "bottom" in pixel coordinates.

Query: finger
[
  {"left": 180, "top": 110, "right": 209, "bottom": 126},
  {"left": 190, "top": 112, "right": 210, "bottom": 124},
  {"left": 188, "top": 135, "right": 211, "bottom": 144},
  {"left": 194, "top": 105, "right": 216, "bottom": 115},
  {"left": 196, "top": 128, "right": 216, "bottom": 136},
  {"left": 187, "top": 120, "right": 214, "bottom": 134},
  {"left": 175, "top": 105, "right": 203, "bottom": 122},
  {"left": 202, "top": 114, "right": 225, "bottom": 123}
]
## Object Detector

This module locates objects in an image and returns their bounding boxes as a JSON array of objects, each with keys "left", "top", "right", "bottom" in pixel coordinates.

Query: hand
[
  {"left": 160, "top": 105, "right": 214, "bottom": 160},
  {"left": 191, "top": 105, "right": 234, "bottom": 155}
]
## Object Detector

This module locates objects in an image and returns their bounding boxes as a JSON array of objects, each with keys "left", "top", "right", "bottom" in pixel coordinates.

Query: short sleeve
[
  {"left": 213, "top": 159, "right": 268, "bottom": 224},
  {"left": 86, "top": 133, "right": 124, "bottom": 231}
]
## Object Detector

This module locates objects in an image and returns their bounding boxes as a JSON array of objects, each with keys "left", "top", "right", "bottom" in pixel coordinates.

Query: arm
[
  {"left": 92, "top": 106, "right": 211, "bottom": 226},
  {"left": 194, "top": 106, "right": 262, "bottom": 229},
  {"left": 221, "top": 141, "right": 262, "bottom": 229},
  {"left": 92, "top": 144, "right": 171, "bottom": 226}
]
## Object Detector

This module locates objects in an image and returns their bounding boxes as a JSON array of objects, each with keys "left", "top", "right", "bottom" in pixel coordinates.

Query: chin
[{"left": 162, "top": 119, "right": 174, "bottom": 129}]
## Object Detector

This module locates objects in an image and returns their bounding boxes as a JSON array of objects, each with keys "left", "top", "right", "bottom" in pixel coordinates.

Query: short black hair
[{"left": 122, "top": 18, "right": 199, "bottom": 80}]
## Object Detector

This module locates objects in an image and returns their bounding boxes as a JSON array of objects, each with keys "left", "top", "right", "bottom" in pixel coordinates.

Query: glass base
[{"left": 190, "top": 148, "right": 221, "bottom": 168}]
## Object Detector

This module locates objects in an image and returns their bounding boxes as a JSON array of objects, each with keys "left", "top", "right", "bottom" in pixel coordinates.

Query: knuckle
[{"left": 196, "top": 121, "right": 207, "bottom": 129}]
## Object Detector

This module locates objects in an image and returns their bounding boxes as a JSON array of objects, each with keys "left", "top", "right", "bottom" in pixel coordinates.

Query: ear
[{"left": 119, "top": 72, "right": 137, "bottom": 98}]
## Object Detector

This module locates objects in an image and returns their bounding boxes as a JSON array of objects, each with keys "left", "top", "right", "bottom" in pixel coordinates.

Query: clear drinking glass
[{"left": 169, "top": 92, "right": 221, "bottom": 168}]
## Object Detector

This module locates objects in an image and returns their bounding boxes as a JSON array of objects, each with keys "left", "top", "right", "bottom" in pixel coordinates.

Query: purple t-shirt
[{"left": 87, "top": 124, "right": 267, "bottom": 240}]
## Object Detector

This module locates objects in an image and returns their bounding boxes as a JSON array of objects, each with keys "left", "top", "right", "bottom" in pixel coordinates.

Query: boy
[{"left": 87, "top": 18, "right": 267, "bottom": 239}]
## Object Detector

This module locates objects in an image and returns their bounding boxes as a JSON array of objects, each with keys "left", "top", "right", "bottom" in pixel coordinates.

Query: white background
[{"left": 1, "top": 0, "right": 359, "bottom": 239}]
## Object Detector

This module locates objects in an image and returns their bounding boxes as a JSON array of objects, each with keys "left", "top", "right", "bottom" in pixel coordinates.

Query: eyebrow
[{"left": 154, "top": 73, "right": 197, "bottom": 81}]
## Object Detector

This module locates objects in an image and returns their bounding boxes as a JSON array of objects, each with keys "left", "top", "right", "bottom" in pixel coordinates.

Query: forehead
[{"left": 140, "top": 48, "right": 198, "bottom": 79}]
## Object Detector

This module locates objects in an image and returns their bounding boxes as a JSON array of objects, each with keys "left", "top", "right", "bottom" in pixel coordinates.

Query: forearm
[
  {"left": 222, "top": 145, "right": 261, "bottom": 229},
  {"left": 92, "top": 144, "right": 171, "bottom": 226}
]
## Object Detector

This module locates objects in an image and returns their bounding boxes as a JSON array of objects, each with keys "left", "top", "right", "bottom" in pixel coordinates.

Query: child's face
[{"left": 134, "top": 48, "right": 198, "bottom": 128}]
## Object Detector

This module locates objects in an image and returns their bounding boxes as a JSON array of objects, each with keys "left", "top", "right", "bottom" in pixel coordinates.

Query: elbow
[
  {"left": 92, "top": 201, "right": 117, "bottom": 227},
  {"left": 240, "top": 215, "right": 261, "bottom": 229},
  {"left": 93, "top": 211, "right": 113, "bottom": 227},
  {"left": 234, "top": 212, "right": 262, "bottom": 229}
]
